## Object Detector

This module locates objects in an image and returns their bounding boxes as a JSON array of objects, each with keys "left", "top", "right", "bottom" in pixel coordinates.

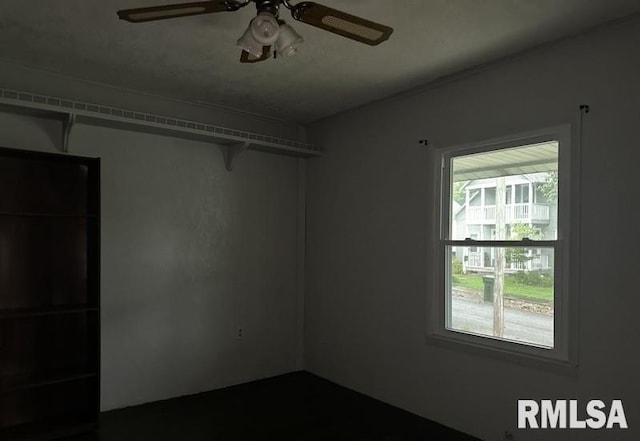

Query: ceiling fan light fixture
[
  {"left": 275, "top": 23, "right": 303, "bottom": 57},
  {"left": 250, "top": 12, "right": 280, "bottom": 45},
  {"left": 237, "top": 27, "right": 265, "bottom": 58},
  {"left": 237, "top": 11, "right": 280, "bottom": 58}
]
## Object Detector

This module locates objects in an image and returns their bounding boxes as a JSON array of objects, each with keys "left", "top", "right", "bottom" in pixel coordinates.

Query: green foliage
[
  {"left": 452, "top": 274, "right": 553, "bottom": 302},
  {"left": 452, "top": 181, "right": 467, "bottom": 205},
  {"left": 506, "top": 223, "right": 543, "bottom": 265},
  {"left": 452, "top": 257, "right": 464, "bottom": 275},
  {"left": 538, "top": 171, "right": 558, "bottom": 203},
  {"left": 511, "top": 223, "right": 543, "bottom": 240},
  {"left": 512, "top": 270, "right": 554, "bottom": 288}
]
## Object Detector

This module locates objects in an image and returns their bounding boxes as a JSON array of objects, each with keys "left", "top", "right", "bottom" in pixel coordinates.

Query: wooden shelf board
[
  {"left": 0, "top": 419, "right": 97, "bottom": 441},
  {"left": 0, "top": 305, "right": 98, "bottom": 319},
  {"left": 0, "top": 369, "right": 98, "bottom": 394},
  {"left": 0, "top": 212, "right": 98, "bottom": 218}
]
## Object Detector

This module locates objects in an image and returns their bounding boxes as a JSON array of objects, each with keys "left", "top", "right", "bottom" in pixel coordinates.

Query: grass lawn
[{"left": 452, "top": 274, "right": 553, "bottom": 303}]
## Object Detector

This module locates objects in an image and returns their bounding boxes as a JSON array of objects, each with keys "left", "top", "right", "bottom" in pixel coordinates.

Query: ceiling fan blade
[
  {"left": 117, "top": 0, "right": 242, "bottom": 23},
  {"left": 291, "top": 2, "right": 393, "bottom": 46},
  {"left": 240, "top": 46, "right": 272, "bottom": 64}
]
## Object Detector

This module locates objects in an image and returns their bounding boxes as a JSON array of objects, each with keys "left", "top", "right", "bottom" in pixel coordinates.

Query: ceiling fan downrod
[{"left": 254, "top": 0, "right": 281, "bottom": 15}]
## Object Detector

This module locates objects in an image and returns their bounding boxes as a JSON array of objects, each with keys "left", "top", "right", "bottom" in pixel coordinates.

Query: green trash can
[{"left": 482, "top": 275, "right": 494, "bottom": 302}]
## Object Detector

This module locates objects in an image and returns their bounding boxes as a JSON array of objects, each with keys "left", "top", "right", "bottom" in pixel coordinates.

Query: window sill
[{"left": 425, "top": 331, "right": 578, "bottom": 376}]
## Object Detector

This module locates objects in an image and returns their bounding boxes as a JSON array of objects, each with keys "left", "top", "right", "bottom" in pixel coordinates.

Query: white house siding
[{"left": 455, "top": 173, "right": 556, "bottom": 272}]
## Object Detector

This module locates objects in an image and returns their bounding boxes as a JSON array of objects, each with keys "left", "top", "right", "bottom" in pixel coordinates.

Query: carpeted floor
[{"left": 70, "top": 371, "right": 480, "bottom": 441}]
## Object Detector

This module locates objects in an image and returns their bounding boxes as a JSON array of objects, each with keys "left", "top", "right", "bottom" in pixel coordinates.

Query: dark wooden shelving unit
[{"left": 0, "top": 147, "right": 100, "bottom": 441}]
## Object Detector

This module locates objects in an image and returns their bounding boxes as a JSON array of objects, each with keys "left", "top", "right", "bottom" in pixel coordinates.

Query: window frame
[{"left": 429, "top": 125, "right": 578, "bottom": 368}]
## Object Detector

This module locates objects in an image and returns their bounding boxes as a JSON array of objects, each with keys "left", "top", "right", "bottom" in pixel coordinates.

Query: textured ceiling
[{"left": 0, "top": 1, "right": 638, "bottom": 123}]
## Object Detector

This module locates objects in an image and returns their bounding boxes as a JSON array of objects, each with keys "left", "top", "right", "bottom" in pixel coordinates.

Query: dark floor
[{"left": 73, "top": 371, "right": 480, "bottom": 441}]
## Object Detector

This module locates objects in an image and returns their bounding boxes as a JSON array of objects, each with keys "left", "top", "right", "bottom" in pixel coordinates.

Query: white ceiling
[{"left": 0, "top": 1, "right": 638, "bottom": 124}]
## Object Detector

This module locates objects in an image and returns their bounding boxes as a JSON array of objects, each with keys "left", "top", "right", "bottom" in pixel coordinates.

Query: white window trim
[{"left": 427, "top": 125, "right": 579, "bottom": 371}]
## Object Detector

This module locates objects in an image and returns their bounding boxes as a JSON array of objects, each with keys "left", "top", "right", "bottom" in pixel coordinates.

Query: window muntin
[{"left": 436, "top": 129, "right": 573, "bottom": 363}]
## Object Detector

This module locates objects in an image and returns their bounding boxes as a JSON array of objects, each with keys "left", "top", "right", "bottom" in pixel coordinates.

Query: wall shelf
[{"left": 0, "top": 88, "right": 321, "bottom": 161}]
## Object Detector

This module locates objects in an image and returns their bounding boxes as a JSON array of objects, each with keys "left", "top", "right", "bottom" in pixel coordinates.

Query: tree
[
  {"left": 506, "top": 223, "right": 543, "bottom": 268},
  {"left": 511, "top": 223, "right": 543, "bottom": 240},
  {"left": 538, "top": 171, "right": 558, "bottom": 203},
  {"left": 452, "top": 181, "right": 467, "bottom": 205}
]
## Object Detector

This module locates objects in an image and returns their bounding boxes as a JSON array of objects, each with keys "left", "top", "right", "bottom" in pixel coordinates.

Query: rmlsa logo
[{"left": 518, "top": 400, "right": 628, "bottom": 429}]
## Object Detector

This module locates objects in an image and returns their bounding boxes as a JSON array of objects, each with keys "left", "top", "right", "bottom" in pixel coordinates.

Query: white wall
[
  {"left": 0, "top": 60, "right": 300, "bottom": 140},
  {"left": 0, "top": 70, "right": 304, "bottom": 410},
  {"left": 306, "top": 16, "right": 640, "bottom": 441}
]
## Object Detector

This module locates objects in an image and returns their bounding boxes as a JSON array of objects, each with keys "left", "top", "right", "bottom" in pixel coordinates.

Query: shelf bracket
[
  {"left": 223, "top": 141, "right": 249, "bottom": 171},
  {"left": 62, "top": 113, "right": 76, "bottom": 153}
]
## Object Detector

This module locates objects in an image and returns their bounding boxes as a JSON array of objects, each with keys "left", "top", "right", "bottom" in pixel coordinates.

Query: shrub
[
  {"left": 452, "top": 257, "right": 464, "bottom": 275},
  {"left": 511, "top": 270, "right": 554, "bottom": 288}
]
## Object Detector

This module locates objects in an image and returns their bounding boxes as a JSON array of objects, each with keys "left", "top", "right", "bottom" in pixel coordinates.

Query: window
[
  {"left": 432, "top": 126, "right": 576, "bottom": 365},
  {"left": 514, "top": 183, "right": 530, "bottom": 204},
  {"left": 484, "top": 187, "right": 496, "bottom": 205}
]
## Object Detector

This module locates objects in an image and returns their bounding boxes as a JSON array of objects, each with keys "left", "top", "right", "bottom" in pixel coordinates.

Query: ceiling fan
[{"left": 117, "top": 0, "right": 393, "bottom": 63}]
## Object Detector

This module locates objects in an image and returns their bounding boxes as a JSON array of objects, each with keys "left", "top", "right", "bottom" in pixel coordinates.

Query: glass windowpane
[
  {"left": 448, "top": 246, "right": 555, "bottom": 348},
  {"left": 449, "top": 142, "right": 559, "bottom": 241}
]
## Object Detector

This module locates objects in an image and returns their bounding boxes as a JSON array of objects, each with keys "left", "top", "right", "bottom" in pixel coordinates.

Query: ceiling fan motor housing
[{"left": 254, "top": 0, "right": 280, "bottom": 16}]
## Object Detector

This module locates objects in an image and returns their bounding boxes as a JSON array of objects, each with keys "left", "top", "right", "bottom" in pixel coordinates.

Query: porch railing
[{"left": 466, "top": 203, "right": 550, "bottom": 224}]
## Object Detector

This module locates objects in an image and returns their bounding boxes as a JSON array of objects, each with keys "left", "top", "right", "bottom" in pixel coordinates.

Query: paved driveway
[{"left": 451, "top": 296, "right": 553, "bottom": 347}]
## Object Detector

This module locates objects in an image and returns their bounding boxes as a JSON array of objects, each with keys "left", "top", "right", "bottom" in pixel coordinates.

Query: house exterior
[{"left": 452, "top": 172, "right": 557, "bottom": 273}]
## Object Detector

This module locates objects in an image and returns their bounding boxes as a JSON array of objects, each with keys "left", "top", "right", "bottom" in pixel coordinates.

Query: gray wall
[
  {"left": 306, "top": 16, "right": 640, "bottom": 441},
  {"left": 0, "top": 70, "right": 304, "bottom": 411},
  {"left": 0, "top": 60, "right": 300, "bottom": 140}
]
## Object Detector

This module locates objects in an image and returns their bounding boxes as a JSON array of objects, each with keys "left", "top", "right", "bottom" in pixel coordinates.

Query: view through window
[{"left": 444, "top": 141, "right": 559, "bottom": 348}]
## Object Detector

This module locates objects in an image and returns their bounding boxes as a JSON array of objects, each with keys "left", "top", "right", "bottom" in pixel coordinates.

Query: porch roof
[{"left": 453, "top": 141, "right": 558, "bottom": 181}]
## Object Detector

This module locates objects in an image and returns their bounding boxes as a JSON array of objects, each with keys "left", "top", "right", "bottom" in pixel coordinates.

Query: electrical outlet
[
  {"left": 237, "top": 327, "right": 243, "bottom": 338},
  {"left": 503, "top": 430, "right": 514, "bottom": 441}
]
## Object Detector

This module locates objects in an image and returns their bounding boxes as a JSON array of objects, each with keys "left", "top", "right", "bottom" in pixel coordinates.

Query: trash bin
[{"left": 482, "top": 275, "right": 494, "bottom": 302}]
